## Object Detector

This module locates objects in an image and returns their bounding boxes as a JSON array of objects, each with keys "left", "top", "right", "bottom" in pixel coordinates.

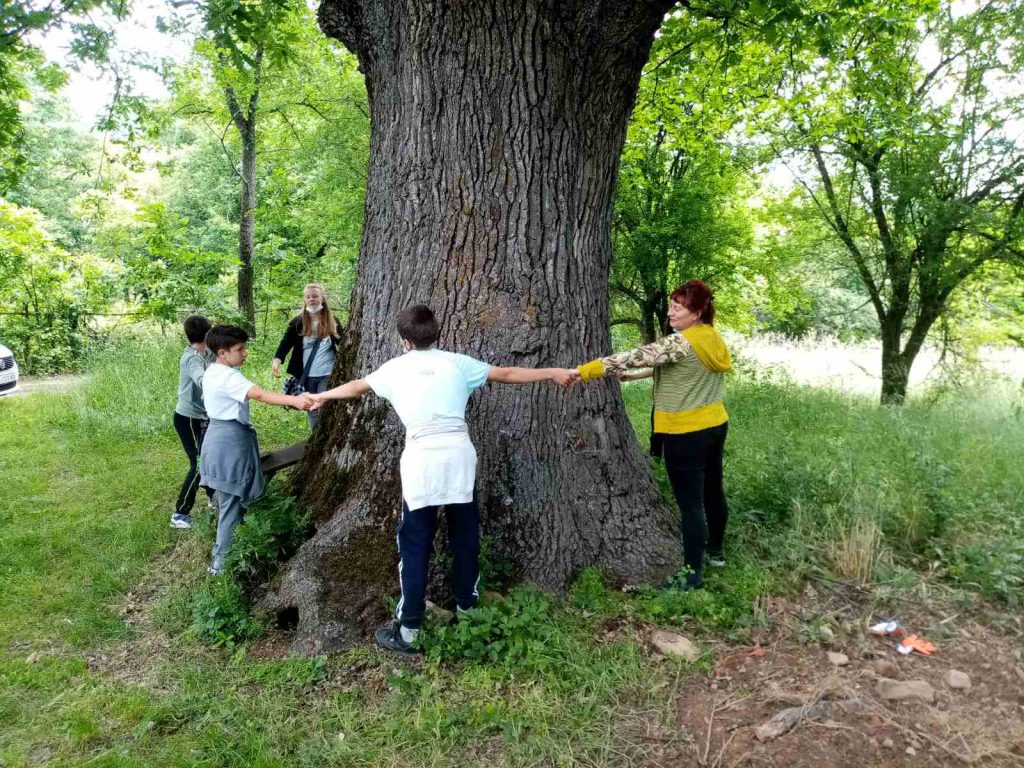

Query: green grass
[
  {"left": 623, "top": 371, "right": 1024, "bottom": 602},
  {"left": 0, "top": 334, "right": 1020, "bottom": 766}
]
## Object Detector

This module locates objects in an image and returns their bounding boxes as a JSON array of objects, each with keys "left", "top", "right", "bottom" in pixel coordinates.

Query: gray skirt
[{"left": 200, "top": 419, "right": 265, "bottom": 505}]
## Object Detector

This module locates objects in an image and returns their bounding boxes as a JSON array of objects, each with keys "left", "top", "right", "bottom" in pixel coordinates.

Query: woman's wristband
[{"left": 577, "top": 360, "right": 606, "bottom": 381}]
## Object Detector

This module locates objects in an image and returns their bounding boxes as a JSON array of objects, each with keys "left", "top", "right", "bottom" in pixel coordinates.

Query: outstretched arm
[
  {"left": 308, "top": 379, "right": 371, "bottom": 409},
  {"left": 616, "top": 368, "right": 655, "bottom": 382},
  {"left": 577, "top": 334, "right": 692, "bottom": 382},
  {"left": 247, "top": 386, "right": 314, "bottom": 410},
  {"left": 488, "top": 367, "right": 578, "bottom": 388}
]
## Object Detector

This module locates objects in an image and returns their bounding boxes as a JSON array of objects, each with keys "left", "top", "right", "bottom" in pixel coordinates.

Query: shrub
[
  {"left": 420, "top": 587, "right": 563, "bottom": 669},
  {"left": 227, "top": 493, "right": 310, "bottom": 588},
  {"left": 190, "top": 578, "right": 265, "bottom": 647}
]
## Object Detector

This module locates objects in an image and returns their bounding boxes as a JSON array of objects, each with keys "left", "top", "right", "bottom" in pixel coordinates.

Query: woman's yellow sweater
[{"left": 578, "top": 324, "right": 732, "bottom": 434}]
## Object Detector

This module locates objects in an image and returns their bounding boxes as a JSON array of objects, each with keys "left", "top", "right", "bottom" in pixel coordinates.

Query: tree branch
[
  {"left": 610, "top": 280, "right": 645, "bottom": 305},
  {"left": 809, "top": 144, "right": 886, "bottom": 319}
]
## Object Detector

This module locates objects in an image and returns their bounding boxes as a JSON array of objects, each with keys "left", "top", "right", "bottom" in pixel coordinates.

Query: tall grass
[
  {"left": 624, "top": 372, "right": 1024, "bottom": 602},
  {"left": 68, "top": 329, "right": 309, "bottom": 447}
]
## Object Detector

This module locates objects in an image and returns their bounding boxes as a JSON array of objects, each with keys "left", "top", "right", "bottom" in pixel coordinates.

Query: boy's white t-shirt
[
  {"left": 364, "top": 349, "right": 491, "bottom": 430},
  {"left": 202, "top": 363, "right": 254, "bottom": 423},
  {"left": 364, "top": 349, "right": 491, "bottom": 509}
]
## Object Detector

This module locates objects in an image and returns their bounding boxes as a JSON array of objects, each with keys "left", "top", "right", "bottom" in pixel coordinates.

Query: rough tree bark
[{"left": 263, "top": 0, "right": 681, "bottom": 652}]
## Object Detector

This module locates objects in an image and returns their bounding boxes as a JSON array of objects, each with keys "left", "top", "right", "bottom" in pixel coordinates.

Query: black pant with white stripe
[
  {"left": 173, "top": 412, "right": 214, "bottom": 517},
  {"left": 396, "top": 499, "right": 480, "bottom": 629}
]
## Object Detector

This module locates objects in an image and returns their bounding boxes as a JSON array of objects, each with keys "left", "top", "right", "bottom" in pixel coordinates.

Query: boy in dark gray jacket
[{"left": 172, "top": 315, "right": 216, "bottom": 529}]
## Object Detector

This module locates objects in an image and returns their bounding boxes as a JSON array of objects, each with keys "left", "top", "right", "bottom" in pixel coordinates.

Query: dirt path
[{"left": 6, "top": 374, "right": 89, "bottom": 396}]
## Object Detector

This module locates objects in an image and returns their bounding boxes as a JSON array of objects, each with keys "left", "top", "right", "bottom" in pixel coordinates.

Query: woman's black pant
[
  {"left": 661, "top": 422, "right": 729, "bottom": 575},
  {"left": 173, "top": 412, "right": 214, "bottom": 516}
]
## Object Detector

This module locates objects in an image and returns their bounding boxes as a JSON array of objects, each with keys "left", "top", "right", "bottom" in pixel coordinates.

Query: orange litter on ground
[{"left": 898, "top": 634, "right": 939, "bottom": 656}]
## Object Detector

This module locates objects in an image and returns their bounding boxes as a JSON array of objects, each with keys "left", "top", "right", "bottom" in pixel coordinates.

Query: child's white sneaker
[{"left": 170, "top": 514, "right": 192, "bottom": 529}]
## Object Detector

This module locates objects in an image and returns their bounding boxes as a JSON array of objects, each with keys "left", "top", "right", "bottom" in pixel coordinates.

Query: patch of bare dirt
[{"left": 623, "top": 578, "right": 1024, "bottom": 767}]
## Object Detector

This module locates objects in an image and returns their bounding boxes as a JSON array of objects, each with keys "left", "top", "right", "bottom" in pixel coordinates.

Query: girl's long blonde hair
[{"left": 300, "top": 284, "right": 341, "bottom": 340}]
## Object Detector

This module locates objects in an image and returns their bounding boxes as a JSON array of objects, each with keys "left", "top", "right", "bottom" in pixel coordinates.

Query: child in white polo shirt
[
  {"left": 309, "top": 304, "right": 576, "bottom": 655},
  {"left": 201, "top": 325, "right": 314, "bottom": 575}
]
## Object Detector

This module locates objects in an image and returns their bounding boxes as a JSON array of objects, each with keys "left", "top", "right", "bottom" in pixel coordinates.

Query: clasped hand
[
  {"left": 293, "top": 394, "right": 317, "bottom": 411},
  {"left": 551, "top": 368, "right": 581, "bottom": 389}
]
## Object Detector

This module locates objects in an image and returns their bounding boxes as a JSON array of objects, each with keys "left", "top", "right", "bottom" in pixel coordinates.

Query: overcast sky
[{"left": 34, "top": 0, "right": 191, "bottom": 127}]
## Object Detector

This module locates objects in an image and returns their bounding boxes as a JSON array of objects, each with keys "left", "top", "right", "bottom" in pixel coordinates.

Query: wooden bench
[{"left": 260, "top": 441, "right": 308, "bottom": 480}]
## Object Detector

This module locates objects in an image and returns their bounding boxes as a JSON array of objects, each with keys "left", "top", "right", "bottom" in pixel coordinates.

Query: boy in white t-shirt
[
  {"left": 200, "top": 325, "right": 314, "bottom": 575},
  {"left": 309, "top": 305, "right": 577, "bottom": 655}
]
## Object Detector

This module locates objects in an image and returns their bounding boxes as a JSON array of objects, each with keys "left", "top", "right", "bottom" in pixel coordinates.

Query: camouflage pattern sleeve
[{"left": 599, "top": 333, "right": 692, "bottom": 375}]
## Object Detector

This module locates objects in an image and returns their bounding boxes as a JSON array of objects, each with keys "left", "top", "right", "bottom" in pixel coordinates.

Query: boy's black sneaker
[{"left": 374, "top": 622, "right": 421, "bottom": 656}]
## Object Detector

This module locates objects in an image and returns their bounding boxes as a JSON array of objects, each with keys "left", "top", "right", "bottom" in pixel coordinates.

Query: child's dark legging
[
  {"left": 173, "top": 412, "right": 214, "bottom": 516},
  {"left": 662, "top": 422, "right": 729, "bottom": 575}
]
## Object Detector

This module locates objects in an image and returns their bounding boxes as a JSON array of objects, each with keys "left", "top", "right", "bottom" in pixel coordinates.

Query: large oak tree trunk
[{"left": 264, "top": 0, "right": 680, "bottom": 653}]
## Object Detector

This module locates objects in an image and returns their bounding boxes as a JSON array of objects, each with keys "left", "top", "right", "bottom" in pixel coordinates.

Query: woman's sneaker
[
  {"left": 170, "top": 513, "right": 192, "bottom": 529},
  {"left": 707, "top": 550, "right": 726, "bottom": 568}
]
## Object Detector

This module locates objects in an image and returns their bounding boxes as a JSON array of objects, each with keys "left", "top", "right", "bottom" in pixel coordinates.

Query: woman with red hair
[{"left": 575, "top": 280, "right": 732, "bottom": 590}]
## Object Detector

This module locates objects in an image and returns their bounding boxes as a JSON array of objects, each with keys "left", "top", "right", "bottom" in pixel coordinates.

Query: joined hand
[{"left": 551, "top": 368, "right": 581, "bottom": 389}]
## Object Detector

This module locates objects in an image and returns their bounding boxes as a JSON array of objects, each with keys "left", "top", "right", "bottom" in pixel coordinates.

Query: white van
[{"left": 0, "top": 343, "right": 20, "bottom": 396}]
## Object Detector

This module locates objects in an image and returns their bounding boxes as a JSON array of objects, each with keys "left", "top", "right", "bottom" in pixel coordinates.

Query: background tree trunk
[
  {"left": 879, "top": 317, "right": 910, "bottom": 404},
  {"left": 226, "top": 65, "right": 261, "bottom": 336},
  {"left": 264, "top": 0, "right": 680, "bottom": 652},
  {"left": 642, "top": 286, "right": 669, "bottom": 344},
  {"left": 237, "top": 115, "right": 257, "bottom": 334}
]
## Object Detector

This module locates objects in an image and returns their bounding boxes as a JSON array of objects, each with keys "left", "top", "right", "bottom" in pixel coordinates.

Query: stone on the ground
[
  {"left": 872, "top": 659, "right": 902, "bottom": 679},
  {"left": 944, "top": 669, "right": 971, "bottom": 690},
  {"left": 906, "top": 746, "right": 917, "bottom": 756},
  {"left": 424, "top": 600, "right": 454, "bottom": 623},
  {"left": 752, "top": 699, "right": 863, "bottom": 743},
  {"left": 876, "top": 678, "right": 935, "bottom": 703},
  {"left": 827, "top": 651, "right": 850, "bottom": 666},
  {"left": 883, "top": 738, "right": 895, "bottom": 748},
  {"left": 754, "top": 702, "right": 831, "bottom": 741},
  {"left": 650, "top": 631, "right": 701, "bottom": 662}
]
